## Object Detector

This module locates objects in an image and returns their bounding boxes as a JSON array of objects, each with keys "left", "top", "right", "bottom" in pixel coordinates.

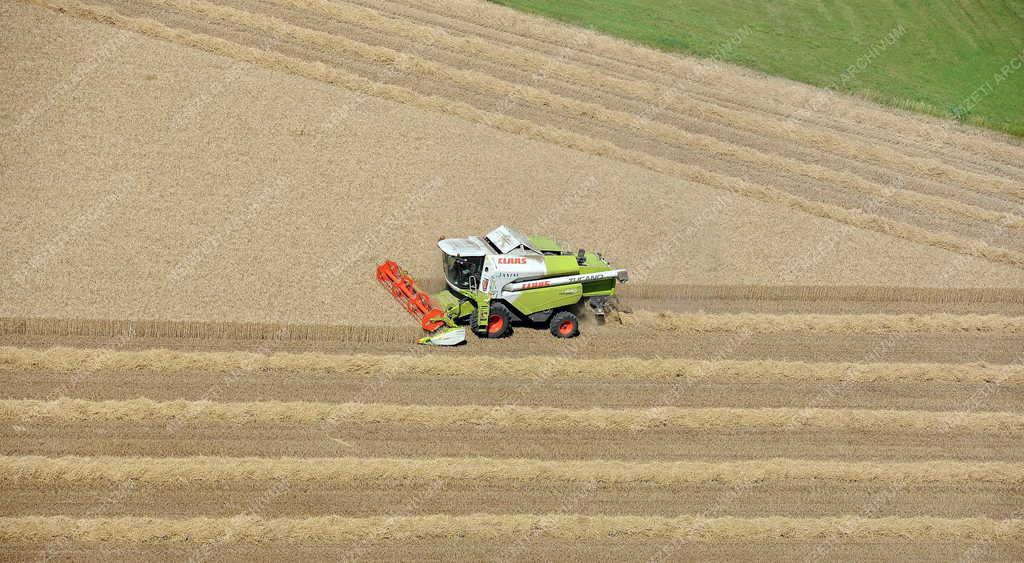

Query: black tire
[
  {"left": 549, "top": 311, "right": 579, "bottom": 338},
  {"left": 480, "top": 302, "right": 512, "bottom": 338}
]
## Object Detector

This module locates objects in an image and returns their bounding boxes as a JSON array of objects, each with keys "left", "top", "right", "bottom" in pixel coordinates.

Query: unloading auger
[{"left": 376, "top": 225, "right": 628, "bottom": 346}]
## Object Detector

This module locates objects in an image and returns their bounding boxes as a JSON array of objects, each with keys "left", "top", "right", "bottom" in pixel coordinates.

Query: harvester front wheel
[
  {"left": 549, "top": 311, "right": 579, "bottom": 338},
  {"left": 484, "top": 302, "right": 512, "bottom": 338}
]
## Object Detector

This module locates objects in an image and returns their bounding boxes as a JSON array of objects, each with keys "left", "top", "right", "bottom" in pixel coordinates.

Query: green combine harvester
[{"left": 377, "top": 225, "right": 629, "bottom": 345}]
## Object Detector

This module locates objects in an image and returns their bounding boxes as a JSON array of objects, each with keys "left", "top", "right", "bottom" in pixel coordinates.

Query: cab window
[{"left": 443, "top": 254, "right": 483, "bottom": 289}]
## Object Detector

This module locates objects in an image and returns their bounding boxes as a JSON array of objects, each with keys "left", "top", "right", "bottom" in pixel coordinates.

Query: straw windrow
[
  {"left": 2, "top": 398, "right": 1021, "bottom": 433},
  {"left": 3, "top": 346, "right": 1023, "bottom": 385},
  {"left": 2, "top": 455, "right": 1020, "bottom": 486}
]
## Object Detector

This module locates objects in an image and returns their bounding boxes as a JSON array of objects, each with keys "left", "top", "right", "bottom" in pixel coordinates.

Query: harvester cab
[{"left": 377, "top": 225, "right": 628, "bottom": 346}]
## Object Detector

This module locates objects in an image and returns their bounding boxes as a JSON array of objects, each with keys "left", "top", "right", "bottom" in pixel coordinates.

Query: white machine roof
[
  {"left": 486, "top": 225, "right": 538, "bottom": 254},
  {"left": 437, "top": 226, "right": 540, "bottom": 257},
  {"left": 437, "top": 236, "right": 492, "bottom": 257}
]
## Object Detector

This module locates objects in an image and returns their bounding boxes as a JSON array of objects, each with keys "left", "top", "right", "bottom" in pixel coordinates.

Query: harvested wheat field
[{"left": 2, "top": 0, "right": 1024, "bottom": 560}]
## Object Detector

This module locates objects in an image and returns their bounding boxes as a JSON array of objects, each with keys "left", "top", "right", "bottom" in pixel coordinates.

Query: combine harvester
[{"left": 377, "top": 225, "right": 628, "bottom": 345}]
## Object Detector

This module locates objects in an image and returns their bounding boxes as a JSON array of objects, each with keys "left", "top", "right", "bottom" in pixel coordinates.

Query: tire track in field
[{"left": 24, "top": 0, "right": 1024, "bottom": 269}]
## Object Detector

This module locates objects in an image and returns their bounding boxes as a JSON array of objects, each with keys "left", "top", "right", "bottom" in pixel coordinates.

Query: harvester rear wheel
[
  {"left": 549, "top": 311, "right": 579, "bottom": 338},
  {"left": 484, "top": 302, "right": 512, "bottom": 338}
]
